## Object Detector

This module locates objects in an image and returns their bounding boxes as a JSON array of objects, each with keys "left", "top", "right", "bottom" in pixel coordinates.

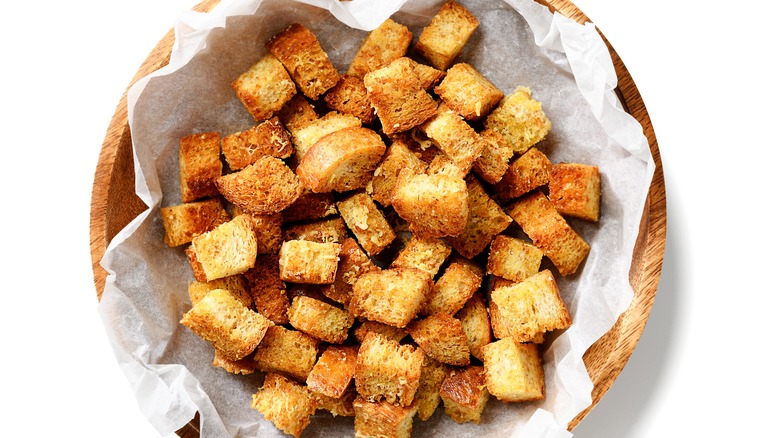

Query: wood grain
[{"left": 88, "top": 0, "right": 666, "bottom": 435}]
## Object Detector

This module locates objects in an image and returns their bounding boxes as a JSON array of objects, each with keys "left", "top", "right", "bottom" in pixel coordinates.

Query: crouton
[
  {"left": 353, "top": 396, "right": 418, "bottom": 438},
  {"left": 221, "top": 116, "right": 293, "bottom": 171},
  {"left": 390, "top": 235, "right": 452, "bottom": 279},
  {"left": 423, "top": 257, "right": 483, "bottom": 316},
  {"left": 190, "top": 214, "right": 258, "bottom": 281},
  {"left": 439, "top": 365, "right": 489, "bottom": 424},
  {"left": 406, "top": 313, "right": 471, "bottom": 366},
  {"left": 187, "top": 275, "right": 252, "bottom": 309},
  {"left": 481, "top": 338, "right": 545, "bottom": 402},
  {"left": 231, "top": 54, "right": 297, "bottom": 121},
  {"left": 363, "top": 57, "right": 438, "bottom": 135},
  {"left": 279, "top": 240, "right": 341, "bottom": 284},
  {"left": 507, "top": 190, "right": 590, "bottom": 276},
  {"left": 488, "top": 277, "right": 544, "bottom": 342},
  {"left": 421, "top": 103, "right": 487, "bottom": 175},
  {"left": 391, "top": 170, "right": 468, "bottom": 239},
  {"left": 215, "top": 156, "right": 302, "bottom": 216},
  {"left": 277, "top": 93, "right": 318, "bottom": 133},
  {"left": 243, "top": 254, "right": 290, "bottom": 325},
  {"left": 306, "top": 345, "right": 359, "bottom": 399},
  {"left": 282, "top": 189, "right": 338, "bottom": 224},
  {"left": 290, "top": 111, "right": 362, "bottom": 164},
  {"left": 232, "top": 207, "right": 283, "bottom": 255},
  {"left": 185, "top": 244, "right": 207, "bottom": 282},
  {"left": 474, "top": 128, "right": 514, "bottom": 184},
  {"left": 367, "top": 138, "right": 427, "bottom": 207},
  {"left": 160, "top": 198, "right": 231, "bottom": 247},
  {"left": 401, "top": 57, "right": 446, "bottom": 91},
  {"left": 296, "top": 126, "right": 387, "bottom": 193},
  {"left": 350, "top": 268, "right": 433, "bottom": 328},
  {"left": 313, "top": 387, "right": 357, "bottom": 417},
  {"left": 323, "top": 75, "right": 376, "bottom": 125},
  {"left": 212, "top": 350, "right": 255, "bottom": 375},
  {"left": 283, "top": 216, "right": 349, "bottom": 244},
  {"left": 337, "top": 192, "right": 396, "bottom": 256},
  {"left": 180, "top": 289, "right": 273, "bottom": 361},
  {"left": 352, "top": 320, "right": 408, "bottom": 344},
  {"left": 355, "top": 332, "right": 424, "bottom": 406},
  {"left": 435, "top": 63, "right": 503, "bottom": 121},
  {"left": 548, "top": 162, "right": 601, "bottom": 222},
  {"left": 251, "top": 372, "right": 316, "bottom": 438},
  {"left": 179, "top": 132, "right": 222, "bottom": 203},
  {"left": 266, "top": 23, "right": 340, "bottom": 100},
  {"left": 491, "top": 269, "right": 572, "bottom": 343},
  {"left": 485, "top": 86, "right": 551, "bottom": 154},
  {"left": 288, "top": 296, "right": 354, "bottom": 343},
  {"left": 415, "top": 355, "right": 448, "bottom": 421},
  {"left": 323, "top": 238, "right": 380, "bottom": 306},
  {"left": 347, "top": 18, "right": 413, "bottom": 78},
  {"left": 486, "top": 235, "right": 544, "bottom": 283},
  {"left": 414, "top": 1, "right": 479, "bottom": 70},
  {"left": 456, "top": 294, "right": 492, "bottom": 361},
  {"left": 253, "top": 325, "right": 319, "bottom": 382},
  {"left": 496, "top": 147, "right": 552, "bottom": 201}
]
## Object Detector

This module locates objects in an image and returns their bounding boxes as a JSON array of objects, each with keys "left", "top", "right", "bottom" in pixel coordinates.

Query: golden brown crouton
[
  {"left": 390, "top": 235, "right": 452, "bottom": 279},
  {"left": 456, "top": 294, "right": 492, "bottom": 361},
  {"left": 283, "top": 216, "right": 349, "bottom": 244},
  {"left": 266, "top": 23, "right": 340, "bottom": 100},
  {"left": 363, "top": 57, "right": 438, "bottom": 135},
  {"left": 221, "top": 116, "right": 293, "bottom": 171},
  {"left": 160, "top": 198, "right": 231, "bottom": 247},
  {"left": 289, "top": 111, "right": 362, "bottom": 164},
  {"left": 277, "top": 93, "right": 318, "bottom": 134},
  {"left": 337, "top": 192, "right": 396, "bottom": 256},
  {"left": 435, "top": 63, "right": 504, "bottom": 121},
  {"left": 282, "top": 189, "right": 338, "bottom": 224},
  {"left": 391, "top": 170, "right": 468, "bottom": 239},
  {"left": 439, "top": 366, "right": 489, "bottom": 424},
  {"left": 243, "top": 254, "right": 290, "bottom": 325},
  {"left": 507, "top": 190, "right": 590, "bottom": 276},
  {"left": 180, "top": 289, "right": 273, "bottom": 361},
  {"left": 366, "top": 138, "right": 428, "bottom": 207},
  {"left": 185, "top": 244, "right": 207, "bottom": 282},
  {"left": 347, "top": 18, "right": 413, "bottom": 78},
  {"left": 496, "top": 147, "right": 552, "bottom": 201},
  {"left": 179, "top": 132, "right": 222, "bottom": 203},
  {"left": 350, "top": 268, "right": 433, "bottom": 328},
  {"left": 212, "top": 350, "right": 256, "bottom": 375},
  {"left": 423, "top": 257, "right": 483, "bottom": 316},
  {"left": 288, "top": 296, "right": 354, "bottom": 343},
  {"left": 306, "top": 345, "right": 359, "bottom": 399},
  {"left": 279, "top": 240, "right": 341, "bottom": 284},
  {"left": 406, "top": 313, "right": 471, "bottom": 366},
  {"left": 313, "top": 386, "right": 357, "bottom": 417},
  {"left": 323, "top": 237, "right": 380, "bottom": 306},
  {"left": 355, "top": 332, "right": 424, "bottom": 406},
  {"left": 352, "top": 320, "right": 408, "bottom": 344},
  {"left": 353, "top": 396, "right": 418, "bottom": 438},
  {"left": 485, "top": 86, "right": 552, "bottom": 154},
  {"left": 482, "top": 338, "right": 545, "bottom": 402},
  {"left": 491, "top": 269, "right": 572, "bottom": 343},
  {"left": 296, "top": 126, "right": 387, "bottom": 193},
  {"left": 215, "top": 156, "right": 302, "bottom": 215},
  {"left": 254, "top": 325, "right": 319, "bottom": 382},
  {"left": 415, "top": 355, "right": 448, "bottom": 421},
  {"left": 487, "top": 277, "right": 515, "bottom": 340},
  {"left": 421, "top": 103, "right": 487, "bottom": 175},
  {"left": 190, "top": 214, "right": 258, "bottom": 281},
  {"left": 548, "top": 162, "right": 601, "bottom": 222},
  {"left": 486, "top": 235, "right": 544, "bottom": 283},
  {"left": 402, "top": 57, "right": 446, "bottom": 91},
  {"left": 414, "top": 1, "right": 479, "bottom": 70},
  {"left": 251, "top": 372, "right": 316, "bottom": 438},
  {"left": 187, "top": 275, "right": 252, "bottom": 309},
  {"left": 231, "top": 208, "right": 283, "bottom": 255},
  {"left": 323, "top": 75, "right": 376, "bottom": 125},
  {"left": 474, "top": 128, "right": 514, "bottom": 184},
  {"left": 231, "top": 54, "right": 297, "bottom": 122}
]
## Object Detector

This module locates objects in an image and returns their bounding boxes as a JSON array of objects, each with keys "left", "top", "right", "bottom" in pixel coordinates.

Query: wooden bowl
[{"left": 89, "top": 1, "right": 666, "bottom": 436}]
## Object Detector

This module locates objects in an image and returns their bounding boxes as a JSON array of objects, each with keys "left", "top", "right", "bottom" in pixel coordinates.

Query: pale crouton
[
  {"left": 282, "top": 189, "right": 338, "bottom": 224},
  {"left": 243, "top": 254, "right": 290, "bottom": 325},
  {"left": 439, "top": 365, "right": 489, "bottom": 424},
  {"left": 313, "top": 387, "right": 357, "bottom": 417},
  {"left": 337, "top": 192, "right": 396, "bottom": 256},
  {"left": 435, "top": 63, "right": 503, "bottom": 121},
  {"left": 486, "top": 235, "right": 544, "bottom": 283},
  {"left": 414, "top": 1, "right": 479, "bottom": 70},
  {"left": 296, "top": 126, "right": 387, "bottom": 193},
  {"left": 391, "top": 170, "right": 468, "bottom": 239},
  {"left": 390, "top": 235, "right": 452, "bottom": 279},
  {"left": 323, "top": 237, "right": 380, "bottom": 306},
  {"left": 215, "top": 156, "right": 302, "bottom": 215},
  {"left": 488, "top": 277, "right": 542, "bottom": 343},
  {"left": 353, "top": 396, "right": 418, "bottom": 438},
  {"left": 481, "top": 338, "right": 545, "bottom": 402},
  {"left": 323, "top": 75, "right": 376, "bottom": 125},
  {"left": 279, "top": 240, "right": 341, "bottom": 284},
  {"left": 306, "top": 345, "right": 359, "bottom": 399},
  {"left": 212, "top": 350, "right": 255, "bottom": 375},
  {"left": 283, "top": 216, "right": 349, "bottom": 244},
  {"left": 421, "top": 103, "right": 487, "bottom": 175},
  {"left": 366, "top": 138, "right": 427, "bottom": 207},
  {"left": 187, "top": 275, "right": 252, "bottom": 309},
  {"left": 423, "top": 257, "right": 483, "bottom": 316},
  {"left": 350, "top": 268, "right": 433, "bottom": 328},
  {"left": 231, "top": 54, "right": 297, "bottom": 121},
  {"left": 290, "top": 111, "right": 362, "bottom": 164},
  {"left": 288, "top": 296, "right": 354, "bottom": 343},
  {"left": 266, "top": 23, "right": 340, "bottom": 100},
  {"left": 352, "top": 320, "right": 408, "bottom": 344},
  {"left": 160, "top": 198, "right": 231, "bottom": 247},
  {"left": 179, "top": 132, "right": 222, "bottom": 203},
  {"left": 485, "top": 86, "right": 551, "bottom": 154},
  {"left": 406, "top": 313, "right": 471, "bottom": 366},
  {"left": 347, "top": 18, "right": 413, "bottom": 78},
  {"left": 277, "top": 93, "right": 318, "bottom": 133},
  {"left": 254, "top": 325, "right": 319, "bottom": 382},
  {"left": 190, "top": 214, "right": 258, "bottom": 281},
  {"left": 548, "top": 162, "right": 601, "bottom": 222},
  {"left": 496, "top": 147, "right": 552, "bottom": 201},
  {"left": 180, "top": 289, "right": 273, "bottom": 361},
  {"left": 507, "top": 190, "right": 590, "bottom": 276},
  {"left": 251, "top": 372, "right": 316, "bottom": 438},
  {"left": 474, "top": 128, "right": 514, "bottom": 184},
  {"left": 221, "top": 116, "right": 293, "bottom": 171},
  {"left": 415, "top": 355, "right": 448, "bottom": 421},
  {"left": 456, "top": 294, "right": 492, "bottom": 361},
  {"left": 355, "top": 332, "right": 424, "bottom": 406}
]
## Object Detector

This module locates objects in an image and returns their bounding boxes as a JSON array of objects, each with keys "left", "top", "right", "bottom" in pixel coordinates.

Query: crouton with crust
[
  {"left": 251, "top": 372, "right": 316, "bottom": 438},
  {"left": 355, "top": 332, "right": 424, "bottom": 406},
  {"left": 253, "top": 325, "right": 319, "bottom": 382},
  {"left": 232, "top": 54, "right": 297, "bottom": 121},
  {"left": 350, "top": 268, "right": 433, "bottom": 328},
  {"left": 160, "top": 198, "right": 231, "bottom": 247},
  {"left": 288, "top": 295, "right": 354, "bottom": 343},
  {"left": 337, "top": 192, "right": 396, "bottom": 256},
  {"left": 434, "top": 63, "right": 504, "bottom": 121},
  {"left": 179, "top": 132, "right": 222, "bottom": 203},
  {"left": 486, "top": 234, "right": 544, "bottom": 283},
  {"left": 548, "top": 162, "right": 601, "bottom": 222},
  {"left": 347, "top": 18, "right": 413, "bottom": 78},
  {"left": 406, "top": 312, "right": 471, "bottom": 366},
  {"left": 221, "top": 116, "right": 293, "bottom": 171},
  {"left": 482, "top": 338, "right": 545, "bottom": 402},
  {"left": 414, "top": 1, "right": 479, "bottom": 70},
  {"left": 190, "top": 214, "right": 258, "bottom": 281},
  {"left": 485, "top": 86, "right": 552, "bottom": 154},
  {"left": 306, "top": 345, "right": 359, "bottom": 399},
  {"left": 215, "top": 156, "right": 302, "bottom": 216},
  {"left": 439, "top": 365, "right": 489, "bottom": 424},
  {"left": 353, "top": 396, "right": 418, "bottom": 438},
  {"left": 496, "top": 147, "right": 552, "bottom": 201}
]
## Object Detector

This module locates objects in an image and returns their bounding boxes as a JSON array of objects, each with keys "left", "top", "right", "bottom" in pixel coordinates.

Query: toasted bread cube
[
  {"left": 439, "top": 366, "right": 489, "bottom": 424},
  {"left": 414, "top": 1, "right": 479, "bottom": 70},
  {"left": 350, "top": 268, "right": 433, "bottom": 328},
  {"left": 486, "top": 235, "right": 544, "bottom": 283},
  {"left": 474, "top": 128, "right": 514, "bottom": 184},
  {"left": 232, "top": 208, "right": 283, "bottom": 255},
  {"left": 353, "top": 396, "right": 418, "bottom": 438},
  {"left": 185, "top": 244, "right": 207, "bottom": 282},
  {"left": 403, "top": 57, "right": 446, "bottom": 91},
  {"left": 323, "top": 75, "right": 376, "bottom": 125},
  {"left": 367, "top": 138, "right": 428, "bottom": 207},
  {"left": 216, "top": 156, "right": 302, "bottom": 216},
  {"left": 221, "top": 116, "right": 293, "bottom": 171},
  {"left": 243, "top": 254, "right": 290, "bottom": 325},
  {"left": 180, "top": 289, "right": 273, "bottom": 360},
  {"left": 313, "top": 386, "right": 357, "bottom": 417},
  {"left": 288, "top": 296, "right": 354, "bottom": 343},
  {"left": 324, "top": 238, "right": 380, "bottom": 306},
  {"left": 277, "top": 93, "right": 319, "bottom": 133},
  {"left": 297, "top": 126, "right": 387, "bottom": 193},
  {"left": 290, "top": 111, "right": 362, "bottom": 163},
  {"left": 355, "top": 332, "right": 424, "bottom": 406},
  {"left": 279, "top": 240, "right": 341, "bottom": 284},
  {"left": 191, "top": 215, "right": 257, "bottom": 281},
  {"left": 266, "top": 23, "right": 339, "bottom": 100},
  {"left": 337, "top": 192, "right": 396, "bottom": 256},
  {"left": 212, "top": 350, "right": 255, "bottom": 375},
  {"left": 306, "top": 345, "right": 359, "bottom": 399},
  {"left": 423, "top": 257, "right": 483, "bottom": 316},
  {"left": 283, "top": 216, "right": 349, "bottom": 244},
  {"left": 390, "top": 235, "right": 452, "bottom": 278},
  {"left": 435, "top": 63, "right": 503, "bottom": 120},
  {"left": 254, "top": 325, "right": 319, "bottom": 382},
  {"left": 187, "top": 275, "right": 252, "bottom": 309},
  {"left": 485, "top": 86, "right": 551, "bottom": 154},
  {"left": 508, "top": 190, "right": 590, "bottom": 276},
  {"left": 488, "top": 277, "right": 515, "bottom": 340},
  {"left": 347, "top": 18, "right": 413, "bottom": 78},
  {"left": 282, "top": 189, "right": 338, "bottom": 224},
  {"left": 445, "top": 175, "right": 512, "bottom": 259},
  {"left": 179, "top": 132, "right": 222, "bottom": 202},
  {"left": 415, "top": 355, "right": 448, "bottom": 421},
  {"left": 251, "top": 373, "right": 316, "bottom": 438},
  {"left": 548, "top": 163, "right": 601, "bottom": 222},
  {"left": 406, "top": 313, "right": 471, "bottom": 366},
  {"left": 496, "top": 147, "right": 552, "bottom": 201},
  {"left": 491, "top": 269, "right": 572, "bottom": 343},
  {"left": 161, "top": 198, "right": 231, "bottom": 247},
  {"left": 232, "top": 54, "right": 297, "bottom": 122},
  {"left": 456, "top": 294, "right": 492, "bottom": 361},
  {"left": 391, "top": 171, "right": 468, "bottom": 239},
  {"left": 421, "top": 103, "right": 486, "bottom": 174},
  {"left": 482, "top": 338, "right": 545, "bottom": 402},
  {"left": 352, "top": 320, "right": 408, "bottom": 344},
  {"left": 364, "top": 57, "right": 438, "bottom": 135}
]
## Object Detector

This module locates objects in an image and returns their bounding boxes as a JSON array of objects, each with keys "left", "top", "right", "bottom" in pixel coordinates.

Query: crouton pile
[{"left": 160, "top": 1, "right": 602, "bottom": 436}]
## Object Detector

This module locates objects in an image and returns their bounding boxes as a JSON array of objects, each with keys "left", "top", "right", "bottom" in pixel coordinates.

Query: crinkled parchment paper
[{"left": 97, "top": 0, "right": 654, "bottom": 437}]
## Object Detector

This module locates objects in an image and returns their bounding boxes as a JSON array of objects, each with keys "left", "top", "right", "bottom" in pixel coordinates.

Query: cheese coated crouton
[
  {"left": 456, "top": 294, "right": 492, "bottom": 361},
  {"left": 415, "top": 355, "right": 448, "bottom": 421},
  {"left": 421, "top": 103, "right": 487, "bottom": 175},
  {"left": 190, "top": 215, "right": 258, "bottom": 281},
  {"left": 423, "top": 257, "right": 483, "bottom": 316},
  {"left": 353, "top": 396, "right": 418, "bottom": 438},
  {"left": 337, "top": 192, "right": 396, "bottom": 256},
  {"left": 355, "top": 332, "right": 424, "bottom": 406},
  {"left": 414, "top": 1, "right": 479, "bottom": 70},
  {"left": 390, "top": 235, "right": 452, "bottom": 279},
  {"left": 347, "top": 18, "right": 413, "bottom": 78},
  {"left": 391, "top": 171, "right": 468, "bottom": 239},
  {"left": 548, "top": 162, "right": 601, "bottom": 222},
  {"left": 435, "top": 63, "right": 503, "bottom": 121},
  {"left": 474, "top": 128, "right": 514, "bottom": 184},
  {"left": 283, "top": 216, "right": 349, "bottom": 244},
  {"left": 485, "top": 87, "right": 551, "bottom": 154},
  {"left": 279, "top": 240, "right": 341, "bottom": 284},
  {"left": 180, "top": 289, "right": 273, "bottom": 361},
  {"left": 350, "top": 268, "right": 433, "bottom": 328},
  {"left": 221, "top": 116, "right": 293, "bottom": 171},
  {"left": 216, "top": 156, "right": 302, "bottom": 215},
  {"left": 324, "top": 75, "right": 376, "bottom": 125},
  {"left": 288, "top": 296, "right": 354, "bottom": 343},
  {"left": 486, "top": 235, "right": 544, "bottom": 283},
  {"left": 231, "top": 54, "right": 297, "bottom": 121},
  {"left": 496, "top": 147, "right": 552, "bottom": 201},
  {"left": 406, "top": 313, "right": 471, "bottom": 366},
  {"left": 251, "top": 373, "right": 316, "bottom": 438},
  {"left": 306, "top": 345, "right": 359, "bottom": 399},
  {"left": 439, "top": 365, "right": 489, "bottom": 424},
  {"left": 187, "top": 275, "right": 252, "bottom": 309},
  {"left": 482, "top": 338, "right": 544, "bottom": 402},
  {"left": 254, "top": 325, "right": 319, "bottom": 382},
  {"left": 243, "top": 254, "right": 290, "bottom": 325},
  {"left": 161, "top": 198, "right": 231, "bottom": 247},
  {"left": 179, "top": 132, "right": 222, "bottom": 203},
  {"left": 367, "top": 138, "right": 427, "bottom": 207},
  {"left": 324, "top": 237, "right": 380, "bottom": 306}
]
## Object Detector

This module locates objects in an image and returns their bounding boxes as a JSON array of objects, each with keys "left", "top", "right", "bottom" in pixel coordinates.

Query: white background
[{"left": 1, "top": 0, "right": 777, "bottom": 437}]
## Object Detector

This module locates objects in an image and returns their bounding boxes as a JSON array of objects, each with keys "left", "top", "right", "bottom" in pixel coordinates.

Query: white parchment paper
[{"left": 98, "top": 0, "right": 655, "bottom": 437}]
